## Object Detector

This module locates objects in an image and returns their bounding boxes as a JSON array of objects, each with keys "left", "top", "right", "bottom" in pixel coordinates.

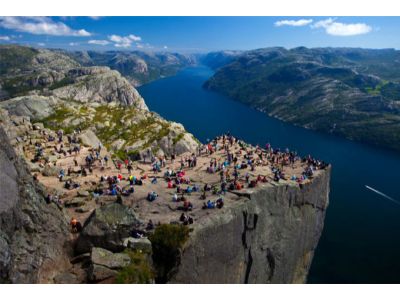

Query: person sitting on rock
[
  {"left": 146, "top": 219, "right": 154, "bottom": 231},
  {"left": 58, "top": 169, "right": 65, "bottom": 182},
  {"left": 249, "top": 180, "right": 257, "bottom": 188},
  {"left": 172, "top": 193, "right": 178, "bottom": 202},
  {"left": 147, "top": 191, "right": 158, "bottom": 202},
  {"left": 179, "top": 213, "right": 188, "bottom": 223},
  {"left": 183, "top": 199, "right": 193, "bottom": 211},
  {"left": 70, "top": 217, "right": 82, "bottom": 233},
  {"left": 151, "top": 177, "right": 158, "bottom": 184},
  {"left": 167, "top": 180, "right": 174, "bottom": 189},
  {"left": 216, "top": 198, "right": 224, "bottom": 209}
]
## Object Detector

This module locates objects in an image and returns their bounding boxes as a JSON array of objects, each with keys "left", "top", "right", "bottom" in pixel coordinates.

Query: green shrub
[
  {"left": 149, "top": 224, "right": 190, "bottom": 283},
  {"left": 115, "top": 250, "right": 154, "bottom": 284}
]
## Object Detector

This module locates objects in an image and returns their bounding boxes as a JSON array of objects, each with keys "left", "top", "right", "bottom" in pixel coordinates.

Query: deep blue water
[{"left": 138, "top": 65, "right": 400, "bottom": 283}]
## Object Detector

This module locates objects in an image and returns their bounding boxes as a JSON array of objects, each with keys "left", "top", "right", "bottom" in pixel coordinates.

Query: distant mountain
[
  {"left": 199, "top": 50, "right": 243, "bottom": 70},
  {"left": 204, "top": 47, "right": 400, "bottom": 152},
  {"left": 61, "top": 50, "right": 196, "bottom": 86}
]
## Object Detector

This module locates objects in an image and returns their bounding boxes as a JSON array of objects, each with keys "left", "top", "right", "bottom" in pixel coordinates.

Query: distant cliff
[
  {"left": 62, "top": 50, "right": 196, "bottom": 86},
  {"left": 171, "top": 167, "right": 330, "bottom": 283},
  {"left": 203, "top": 47, "right": 400, "bottom": 152}
]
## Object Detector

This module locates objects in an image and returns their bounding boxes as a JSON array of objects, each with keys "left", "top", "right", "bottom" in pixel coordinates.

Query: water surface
[{"left": 139, "top": 65, "right": 400, "bottom": 283}]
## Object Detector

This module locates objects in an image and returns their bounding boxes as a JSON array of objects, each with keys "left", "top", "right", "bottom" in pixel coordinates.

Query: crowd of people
[{"left": 23, "top": 124, "right": 329, "bottom": 235}]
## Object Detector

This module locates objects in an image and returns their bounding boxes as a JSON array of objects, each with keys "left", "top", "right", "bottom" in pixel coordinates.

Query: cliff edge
[{"left": 171, "top": 167, "right": 330, "bottom": 284}]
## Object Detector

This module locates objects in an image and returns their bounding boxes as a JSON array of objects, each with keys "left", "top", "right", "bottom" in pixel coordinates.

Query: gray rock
[
  {"left": 123, "top": 237, "right": 152, "bottom": 253},
  {"left": 42, "top": 164, "right": 60, "bottom": 177},
  {"left": 78, "top": 130, "right": 101, "bottom": 148},
  {"left": 91, "top": 247, "right": 131, "bottom": 269},
  {"left": 75, "top": 206, "right": 90, "bottom": 213},
  {"left": 0, "top": 95, "right": 58, "bottom": 120},
  {"left": 64, "top": 198, "right": 86, "bottom": 208},
  {"left": 47, "top": 155, "right": 58, "bottom": 163},
  {"left": 50, "top": 67, "right": 148, "bottom": 110},
  {"left": 88, "top": 264, "right": 118, "bottom": 282},
  {"left": 77, "top": 190, "right": 90, "bottom": 197},
  {"left": 75, "top": 203, "right": 141, "bottom": 254},
  {"left": 0, "top": 122, "right": 70, "bottom": 283},
  {"left": 53, "top": 272, "right": 79, "bottom": 284}
]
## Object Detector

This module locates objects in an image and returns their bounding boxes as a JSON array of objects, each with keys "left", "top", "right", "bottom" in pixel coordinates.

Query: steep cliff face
[
  {"left": 0, "top": 113, "right": 71, "bottom": 283},
  {"left": 171, "top": 168, "right": 330, "bottom": 284}
]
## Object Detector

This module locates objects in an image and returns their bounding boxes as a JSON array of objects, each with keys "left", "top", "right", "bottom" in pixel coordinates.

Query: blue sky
[{"left": 0, "top": 16, "right": 399, "bottom": 52}]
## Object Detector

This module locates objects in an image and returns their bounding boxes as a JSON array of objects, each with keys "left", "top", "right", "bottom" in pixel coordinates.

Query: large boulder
[
  {"left": 91, "top": 247, "right": 131, "bottom": 269},
  {"left": 123, "top": 237, "right": 152, "bottom": 253},
  {"left": 75, "top": 203, "right": 141, "bottom": 254},
  {"left": 42, "top": 164, "right": 61, "bottom": 177},
  {"left": 78, "top": 129, "right": 101, "bottom": 149}
]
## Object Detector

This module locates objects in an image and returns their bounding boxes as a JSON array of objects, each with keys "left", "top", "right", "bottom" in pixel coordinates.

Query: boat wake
[{"left": 365, "top": 185, "right": 400, "bottom": 206}]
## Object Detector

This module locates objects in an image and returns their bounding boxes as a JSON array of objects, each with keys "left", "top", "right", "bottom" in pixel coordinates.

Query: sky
[{"left": 0, "top": 16, "right": 399, "bottom": 52}]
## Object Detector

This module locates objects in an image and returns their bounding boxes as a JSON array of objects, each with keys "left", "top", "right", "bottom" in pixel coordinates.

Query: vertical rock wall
[
  {"left": 171, "top": 168, "right": 330, "bottom": 283},
  {"left": 0, "top": 125, "right": 70, "bottom": 283}
]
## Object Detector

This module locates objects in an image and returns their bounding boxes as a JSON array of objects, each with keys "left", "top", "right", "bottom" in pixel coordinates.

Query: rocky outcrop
[
  {"left": 75, "top": 203, "right": 142, "bottom": 254},
  {"left": 0, "top": 120, "right": 70, "bottom": 283},
  {"left": 170, "top": 168, "right": 331, "bottom": 284},
  {"left": 50, "top": 67, "right": 148, "bottom": 110},
  {"left": 0, "top": 95, "right": 58, "bottom": 120}
]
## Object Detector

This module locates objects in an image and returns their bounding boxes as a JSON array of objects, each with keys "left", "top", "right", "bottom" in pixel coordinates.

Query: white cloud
[
  {"left": 128, "top": 34, "right": 141, "bottom": 41},
  {"left": 136, "top": 43, "right": 144, "bottom": 49},
  {"left": 37, "top": 42, "right": 45, "bottom": 47},
  {"left": 312, "top": 18, "right": 372, "bottom": 36},
  {"left": 0, "top": 35, "right": 10, "bottom": 41},
  {"left": 108, "top": 34, "right": 142, "bottom": 48},
  {"left": 275, "top": 19, "right": 313, "bottom": 27},
  {"left": 163, "top": 45, "right": 168, "bottom": 49},
  {"left": 88, "top": 39, "right": 110, "bottom": 46},
  {"left": 0, "top": 16, "right": 91, "bottom": 36},
  {"left": 69, "top": 42, "right": 79, "bottom": 46},
  {"left": 88, "top": 16, "right": 102, "bottom": 20}
]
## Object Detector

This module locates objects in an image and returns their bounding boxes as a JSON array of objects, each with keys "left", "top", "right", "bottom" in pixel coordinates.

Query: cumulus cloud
[
  {"left": 312, "top": 18, "right": 372, "bottom": 36},
  {"left": 275, "top": 19, "right": 313, "bottom": 27},
  {"left": 108, "top": 34, "right": 142, "bottom": 48},
  {"left": 0, "top": 35, "right": 10, "bottom": 41},
  {"left": 0, "top": 16, "right": 91, "bottom": 36},
  {"left": 69, "top": 42, "right": 79, "bottom": 46},
  {"left": 88, "top": 39, "right": 110, "bottom": 46},
  {"left": 128, "top": 34, "right": 141, "bottom": 41}
]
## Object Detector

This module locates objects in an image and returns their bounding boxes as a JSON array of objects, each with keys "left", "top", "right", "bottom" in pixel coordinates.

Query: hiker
[
  {"left": 127, "top": 163, "right": 133, "bottom": 174},
  {"left": 183, "top": 199, "right": 193, "bottom": 211},
  {"left": 216, "top": 198, "right": 224, "bottom": 209},
  {"left": 59, "top": 169, "right": 65, "bottom": 182},
  {"left": 172, "top": 193, "right": 178, "bottom": 202},
  {"left": 147, "top": 191, "right": 158, "bottom": 202},
  {"left": 70, "top": 218, "right": 82, "bottom": 233},
  {"left": 146, "top": 220, "right": 154, "bottom": 231}
]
